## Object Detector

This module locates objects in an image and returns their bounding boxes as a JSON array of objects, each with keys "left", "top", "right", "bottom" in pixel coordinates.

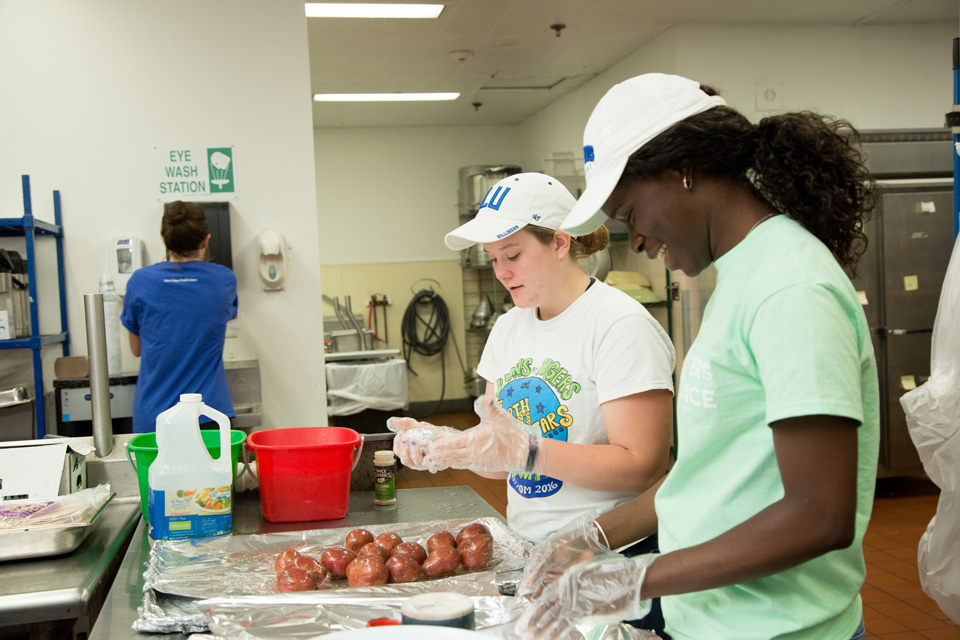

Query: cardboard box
[
  {"left": 0, "top": 439, "right": 94, "bottom": 500},
  {"left": 54, "top": 356, "right": 90, "bottom": 380}
]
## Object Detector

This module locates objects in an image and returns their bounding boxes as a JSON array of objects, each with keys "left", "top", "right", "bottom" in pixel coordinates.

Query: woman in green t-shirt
[{"left": 517, "top": 73, "right": 879, "bottom": 640}]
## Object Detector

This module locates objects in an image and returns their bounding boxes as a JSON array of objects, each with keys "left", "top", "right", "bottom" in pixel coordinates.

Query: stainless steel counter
[
  {"left": 0, "top": 498, "right": 142, "bottom": 639},
  {"left": 90, "top": 486, "right": 504, "bottom": 639}
]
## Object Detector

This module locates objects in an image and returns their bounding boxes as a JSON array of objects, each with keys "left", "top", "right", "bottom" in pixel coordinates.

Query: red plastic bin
[{"left": 247, "top": 427, "right": 363, "bottom": 523}]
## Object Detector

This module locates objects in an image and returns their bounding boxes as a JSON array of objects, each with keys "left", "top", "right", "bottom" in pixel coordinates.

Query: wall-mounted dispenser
[
  {"left": 108, "top": 236, "right": 144, "bottom": 295},
  {"left": 257, "top": 229, "right": 286, "bottom": 290}
]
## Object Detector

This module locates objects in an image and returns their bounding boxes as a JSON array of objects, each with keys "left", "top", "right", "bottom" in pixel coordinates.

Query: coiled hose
[{"left": 401, "top": 288, "right": 465, "bottom": 418}]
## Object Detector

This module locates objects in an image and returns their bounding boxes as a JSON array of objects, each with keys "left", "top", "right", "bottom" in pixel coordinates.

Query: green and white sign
[{"left": 155, "top": 145, "right": 238, "bottom": 200}]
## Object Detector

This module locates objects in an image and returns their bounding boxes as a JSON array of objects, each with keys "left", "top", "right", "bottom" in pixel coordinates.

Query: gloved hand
[
  {"left": 430, "top": 395, "right": 545, "bottom": 475},
  {"left": 515, "top": 554, "right": 657, "bottom": 640},
  {"left": 517, "top": 511, "right": 610, "bottom": 600},
  {"left": 385, "top": 417, "right": 461, "bottom": 473}
]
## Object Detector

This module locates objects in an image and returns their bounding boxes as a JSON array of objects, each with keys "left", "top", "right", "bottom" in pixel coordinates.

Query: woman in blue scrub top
[{"left": 121, "top": 200, "right": 238, "bottom": 432}]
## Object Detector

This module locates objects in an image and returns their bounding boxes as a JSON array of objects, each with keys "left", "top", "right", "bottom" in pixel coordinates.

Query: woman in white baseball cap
[
  {"left": 389, "top": 171, "right": 676, "bottom": 633},
  {"left": 517, "top": 74, "right": 878, "bottom": 640}
]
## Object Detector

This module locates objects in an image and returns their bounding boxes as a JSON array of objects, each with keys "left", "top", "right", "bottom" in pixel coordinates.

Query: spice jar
[{"left": 374, "top": 450, "right": 397, "bottom": 505}]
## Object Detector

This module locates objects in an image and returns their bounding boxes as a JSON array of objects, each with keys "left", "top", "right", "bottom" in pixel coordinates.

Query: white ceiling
[{"left": 307, "top": 0, "right": 959, "bottom": 128}]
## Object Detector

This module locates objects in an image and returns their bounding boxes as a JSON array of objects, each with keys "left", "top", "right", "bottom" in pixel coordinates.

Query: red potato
[
  {"left": 456, "top": 523, "right": 491, "bottom": 546},
  {"left": 346, "top": 555, "right": 389, "bottom": 588},
  {"left": 321, "top": 548, "right": 358, "bottom": 579},
  {"left": 358, "top": 542, "right": 390, "bottom": 562},
  {"left": 374, "top": 532, "right": 403, "bottom": 553},
  {"left": 277, "top": 565, "right": 317, "bottom": 592},
  {"left": 345, "top": 529, "right": 376, "bottom": 553},
  {"left": 458, "top": 533, "right": 494, "bottom": 569},
  {"left": 426, "top": 531, "right": 457, "bottom": 553},
  {"left": 293, "top": 554, "right": 328, "bottom": 583},
  {"left": 421, "top": 545, "right": 461, "bottom": 578},
  {"left": 385, "top": 553, "right": 421, "bottom": 583},
  {"left": 275, "top": 548, "right": 300, "bottom": 573},
  {"left": 390, "top": 541, "right": 427, "bottom": 565}
]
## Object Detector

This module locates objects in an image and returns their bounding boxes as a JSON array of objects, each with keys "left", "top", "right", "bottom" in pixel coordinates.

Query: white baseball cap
[
  {"left": 560, "top": 73, "right": 726, "bottom": 237},
  {"left": 444, "top": 172, "right": 578, "bottom": 250}
]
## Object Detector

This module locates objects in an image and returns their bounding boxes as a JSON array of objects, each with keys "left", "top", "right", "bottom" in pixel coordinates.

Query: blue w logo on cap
[
  {"left": 480, "top": 186, "right": 510, "bottom": 211},
  {"left": 583, "top": 145, "right": 595, "bottom": 163}
]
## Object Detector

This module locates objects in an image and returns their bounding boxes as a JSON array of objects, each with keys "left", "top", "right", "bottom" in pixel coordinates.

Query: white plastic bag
[
  {"left": 325, "top": 359, "right": 409, "bottom": 416},
  {"left": 900, "top": 233, "right": 960, "bottom": 624}
]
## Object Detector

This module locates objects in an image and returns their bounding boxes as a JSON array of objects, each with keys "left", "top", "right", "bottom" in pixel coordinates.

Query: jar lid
[
  {"left": 374, "top": 450, "right": 396, "bottom": 464},
  {"left": 401, "top": 592, "right": 474, "bottom": 620}
]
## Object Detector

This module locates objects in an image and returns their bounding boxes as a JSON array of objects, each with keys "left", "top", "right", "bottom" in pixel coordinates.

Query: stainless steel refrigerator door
[
  {"left": 879, "top": 332, "right": 930, "bottom": 476},
  {"left": 880, "top": 190, "right": 955, "bottom": 332}
]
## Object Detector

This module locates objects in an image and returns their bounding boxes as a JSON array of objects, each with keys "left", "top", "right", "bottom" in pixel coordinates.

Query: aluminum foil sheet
[
  {"left": 144, "top": 517, "right": 529, "bottom": 599},
  {"left": 201, "top": 573, "right": 523, "bottom": 637},
  {"left": 202, "top": 590, "right": 658, "bottom": 640},
  {"left": 136, "top": 517, "right": 531, "bottom": 634}
]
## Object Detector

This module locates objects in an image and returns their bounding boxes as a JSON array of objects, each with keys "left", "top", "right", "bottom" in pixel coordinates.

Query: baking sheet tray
[
  {"left": 144, "top": 516, "right": 530, "bottom": 599},
  {"left": 0, "top": 493, "right": 113, "bottom": 562}
]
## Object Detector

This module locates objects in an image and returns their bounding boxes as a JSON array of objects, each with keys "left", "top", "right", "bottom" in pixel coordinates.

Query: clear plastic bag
[
  {"left": 900, "top": 234, "right": 960, "bottom": 624},
  {"left": 325, "top": 360, "right": 409, "bottom": 416},
  {"left": 0, "top": 483, "right": 113, "bottom": 529}
]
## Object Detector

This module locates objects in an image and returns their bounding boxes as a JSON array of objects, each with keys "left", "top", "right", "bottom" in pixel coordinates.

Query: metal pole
[{"left": 84, "top": 294, "right": 114, "bottom": 457}]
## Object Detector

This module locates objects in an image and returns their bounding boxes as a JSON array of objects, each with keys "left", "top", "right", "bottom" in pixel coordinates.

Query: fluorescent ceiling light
[
  {"left": 305, "top": 3, "right": 444, "bottom": 18},
  {"left": 314, "top": 92, "right": 459, "bottom": 102}
]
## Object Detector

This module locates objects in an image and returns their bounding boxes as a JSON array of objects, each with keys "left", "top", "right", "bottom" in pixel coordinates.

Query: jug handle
[
  {"left": 351, "top": 435, "right": 364, "bottom": 471},
  {"left": 200, "top": 404, "right": 232, "bottom": 473}
]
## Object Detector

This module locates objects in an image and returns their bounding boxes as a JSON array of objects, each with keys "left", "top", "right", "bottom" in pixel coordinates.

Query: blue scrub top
[{"left": 121, "top": 260, "right": 238, "bottom": 432}]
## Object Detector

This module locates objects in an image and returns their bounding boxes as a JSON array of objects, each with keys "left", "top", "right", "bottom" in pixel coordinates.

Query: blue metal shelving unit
[{"left": 0, "top": 175, "right": 70, "bottom": 437}]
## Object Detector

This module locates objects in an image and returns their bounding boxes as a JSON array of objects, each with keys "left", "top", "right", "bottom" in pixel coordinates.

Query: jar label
[
  {"left": 375, "top": 467, "right": 396, "bottom": 502},
  {"left": 148, "top": 485, "right": 232, "bottom": 540}
]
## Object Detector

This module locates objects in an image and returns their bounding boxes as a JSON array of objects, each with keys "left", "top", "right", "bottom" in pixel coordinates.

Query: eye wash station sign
[{"left": 155, "top": 145, "right": 237, "bottom": 200}]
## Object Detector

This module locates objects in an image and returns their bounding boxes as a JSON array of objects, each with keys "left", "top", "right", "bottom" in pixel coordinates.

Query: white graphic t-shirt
[{"left": 478, "top": 280, "right": 675, "bottom": 544}]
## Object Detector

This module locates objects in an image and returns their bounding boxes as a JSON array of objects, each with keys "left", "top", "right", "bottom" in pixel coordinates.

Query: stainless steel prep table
[
  {"left": 0, "top": 499, "right": 142, "bottom": 639},
  {"left": 90, "top": 486, "right": 505, "bottom": 639}
]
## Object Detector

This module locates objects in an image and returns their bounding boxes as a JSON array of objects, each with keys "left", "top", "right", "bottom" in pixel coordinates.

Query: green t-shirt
[{"left": 657, "top": 216, "right": 880, "bottom": 640}]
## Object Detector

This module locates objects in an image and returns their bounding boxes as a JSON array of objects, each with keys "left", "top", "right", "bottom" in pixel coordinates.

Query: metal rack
[{"left": 0, "top": 175, "right": 70, "bottom": 437}]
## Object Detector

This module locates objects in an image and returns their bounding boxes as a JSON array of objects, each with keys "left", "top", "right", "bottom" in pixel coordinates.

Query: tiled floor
[{"left": 396, "top": 411, "right": 960, "bottom": 639}]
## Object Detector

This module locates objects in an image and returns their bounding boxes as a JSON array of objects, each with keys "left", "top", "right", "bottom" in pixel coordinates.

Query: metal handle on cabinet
[{"left": 885, "top": 328, "right": 933, "bottom": 335}]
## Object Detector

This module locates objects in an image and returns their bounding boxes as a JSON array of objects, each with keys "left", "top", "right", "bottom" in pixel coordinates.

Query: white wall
[
  {"left": 0, "top": 0, "right": 327, "bottom": 429},
  {"left": 520, "top": 23, "right": 955, "bottom": 177},
  {"left": 314, "top": 126, "right": 520, "bottom": 265}
]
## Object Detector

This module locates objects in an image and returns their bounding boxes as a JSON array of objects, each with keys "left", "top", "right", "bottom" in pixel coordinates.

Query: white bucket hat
[
  {"left": 560, "top": 73, "right": 726, "bottom": 237},
  {"left": 445, "top": 172, "right": 578, "bottom": 250}
]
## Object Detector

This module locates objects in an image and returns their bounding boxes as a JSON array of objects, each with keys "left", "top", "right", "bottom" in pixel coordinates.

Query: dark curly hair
[
  {"left": 618, "top": 86, "right": 876, "bottom": 276},
  {"left": 161, "top": 201, "right": 209, "bottom": 258}
]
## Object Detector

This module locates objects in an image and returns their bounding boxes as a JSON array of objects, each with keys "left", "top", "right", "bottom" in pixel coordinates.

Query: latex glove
[
  {"left": 514, "top": 554, "right": 657, "bottom": 640},
  {"left": 386, "top": 416, "right": 461, "bottom": 473},
  {"left": 430, "top": 395, "right": 545, "bottom": 475},
  {"left": 517, "top": 511, "right": 610, "bottom": 600}
]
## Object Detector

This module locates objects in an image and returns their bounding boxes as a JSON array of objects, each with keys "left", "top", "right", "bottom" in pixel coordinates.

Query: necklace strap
[{"left": 747, "top": 213, "right": 776, "bottom": 235}]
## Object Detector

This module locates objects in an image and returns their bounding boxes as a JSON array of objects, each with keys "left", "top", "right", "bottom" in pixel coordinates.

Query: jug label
[{"left": 148, "top": 485, "right": 232, "bottom": 540}]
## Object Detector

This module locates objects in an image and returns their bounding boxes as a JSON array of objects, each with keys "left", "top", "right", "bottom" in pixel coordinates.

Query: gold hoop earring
[{"left": 682, "top": 175, "right": 693, "bottom": 190}]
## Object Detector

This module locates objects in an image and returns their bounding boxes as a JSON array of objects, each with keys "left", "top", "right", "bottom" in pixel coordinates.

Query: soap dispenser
[{"left": 257, "top": 230, "right": 286, "bottom": 290}]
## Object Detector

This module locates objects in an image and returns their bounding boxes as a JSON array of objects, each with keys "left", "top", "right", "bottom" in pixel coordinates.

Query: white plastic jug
[{"left": 148, "top": 393, "right": 232, "bottom": 542}]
